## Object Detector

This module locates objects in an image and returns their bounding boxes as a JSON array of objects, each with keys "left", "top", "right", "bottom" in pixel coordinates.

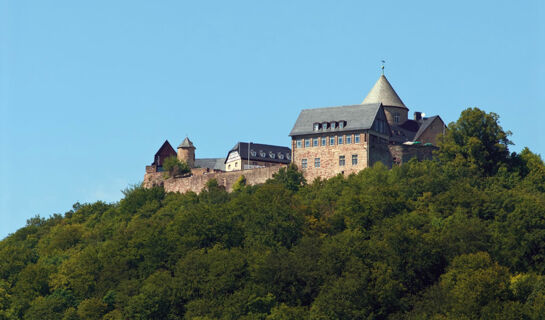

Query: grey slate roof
[
  {"left": 226, "top": 142, "right": 291, "bottom": 164},
  {"left": 289, "top": 103, "right": 382, "bottom": 136},
  {"left": 195, "top": 158, "right": 226, "bottom": 171},
  {"left": 390, "top": 124, "right": 418, "bottom": 143},
  {"left": 362, "top": 75, "right": 407, "bottom": 109},
  {"left": 178, "top": 137, "right": 195, "bottom": 149}
]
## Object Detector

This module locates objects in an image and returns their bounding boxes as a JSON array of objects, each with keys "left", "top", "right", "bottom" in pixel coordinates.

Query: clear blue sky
[{"left": 1, "top": 0, "right": 544, "bottom": 239}]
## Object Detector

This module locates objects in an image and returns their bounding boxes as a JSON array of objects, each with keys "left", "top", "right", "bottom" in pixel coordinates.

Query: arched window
[
  {"left": 260, "top": 150, "right": 266, "bottom": 157},
  {"left": 250, "top": 149, "right": 257, "bottom": 157},
  {"left": 269, "top": 151, "right": 275, "bottom": 159}
]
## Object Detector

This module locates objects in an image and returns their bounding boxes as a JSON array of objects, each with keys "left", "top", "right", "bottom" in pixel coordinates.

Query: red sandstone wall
[{"left": 143, "top": 165, "right": 285, "bottom": 194}]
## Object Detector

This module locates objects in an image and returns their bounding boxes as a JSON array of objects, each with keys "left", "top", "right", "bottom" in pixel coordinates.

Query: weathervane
[{"left": 381, "top": 60, "right": 386, "bottom": 75}]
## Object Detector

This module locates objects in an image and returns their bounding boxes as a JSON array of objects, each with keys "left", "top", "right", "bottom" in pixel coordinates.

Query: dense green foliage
[
  {"left": 163, "top": 156, "right": 191, "bottom": 178},
  {"left": 2, "top": 108, "right": 545, "bottom": 319}
]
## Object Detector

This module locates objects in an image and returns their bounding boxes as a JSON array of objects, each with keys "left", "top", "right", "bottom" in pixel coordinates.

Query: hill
[{"left": 1, "top": 108, "right": 545, "bottom": 319}]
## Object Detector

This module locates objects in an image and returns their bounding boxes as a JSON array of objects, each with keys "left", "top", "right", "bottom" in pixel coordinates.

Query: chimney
[{"left": 414, "top": 112, "right": 422, "bottom": 121}]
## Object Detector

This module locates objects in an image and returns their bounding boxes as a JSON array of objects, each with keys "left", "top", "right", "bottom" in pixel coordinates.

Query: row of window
[
  {"left": 249, "top": 149, "right": 291, "bottom": 160},
  {"left": 301, "top": 155, "right": 358, "bottom": 169},
  {"left": 313, "top": 121, "right": 347, "bottom": 131},
  {"left": 296, "top": 134, "right": 362, "bottom": 148}
]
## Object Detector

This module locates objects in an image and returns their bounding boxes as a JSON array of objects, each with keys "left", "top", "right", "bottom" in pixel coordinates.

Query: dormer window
[
  {"left": 339, "top": 121, "right": 345, "bottom": 129},
  {"left": 250, "top": 149, "right": 257, "bottom": 157},
  {"left": 278, "top": 153, "right": 285, "bottom": 159},
  {"left": 322, "top": 122, "right": 328, "bottom": 130},
  {"left": 313, "top": 123, "right": 320, "bottom": 131},
  {"left": 286, "top": 153, "right": 291, "bottom": 160},
  {"left": 260, "top": 150, "right": 266, "bottom": 157},
  {"left": 331, "top": 122, "right": 338, "bottom": 129},
  {"left": 269, "top": 151, "right": 275, "bottom": 159}
]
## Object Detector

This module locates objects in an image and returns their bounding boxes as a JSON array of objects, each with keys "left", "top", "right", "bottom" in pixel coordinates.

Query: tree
[
  {"left": 162, "top": 156, "right": 191, "bottom": 178},
  {"left": 232, "top": 175, "right": 247, "bottom": 192},
  {"left": 437, "top": 107, "right": 513, "bottom": 176},
  {"left": 268, "top": 164, "right": 306, "bottom": 192}
]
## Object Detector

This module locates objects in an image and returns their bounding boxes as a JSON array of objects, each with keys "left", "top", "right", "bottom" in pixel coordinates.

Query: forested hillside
[{"left": 2, "top": 108, "right": 545, "bottom": 319}]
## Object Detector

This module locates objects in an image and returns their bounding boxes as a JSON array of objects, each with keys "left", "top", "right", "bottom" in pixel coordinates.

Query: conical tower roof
[
  {"left": 362, "top": 75, "right": 407, "bottom": 109},
  {"left": 178, "top": 137, "right": 195, "bottom": 149}
]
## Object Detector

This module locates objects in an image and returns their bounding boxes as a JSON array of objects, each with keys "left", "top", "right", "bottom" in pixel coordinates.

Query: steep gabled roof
[
  {"left": 178, "top": 137, "right": 195, "bottom": 149},
  {"left": 152, "top": 140, "right": 177, "bottom": 166},
  {"left": 414, "top": 116, "right": 444, "bottom": 141},
  {"left": 226, "top": 142, "right": 291, "bottom": 164},
  {"left": 289, "top": 103, "right": 382, "bottom": 136},
  {"left": 362, "top": 75, "right": 407, "bottom": 109},
  {"left": 154, "top": 140, "right": 176, "bottom": 157}
]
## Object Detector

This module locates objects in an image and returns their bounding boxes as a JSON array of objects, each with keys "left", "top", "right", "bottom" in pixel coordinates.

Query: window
[
  {"left": 330, "top": 136, "right": 335, "bottom": 146},
  {"left": 315, "top": 158, "right": 320, "bottom": 168},
  {"left": 338, "top": 136, "right": 343, "bottom": 145},
  {"left": 339, "top": 121, "right": 345, "bottom": 129},
  {"left": 296, "top": 140, "right": 302, "bottom": 148},
  {"left": 322, "top": 122, "right": 328, "bottom": 130},
  {"left": 228, "top": 164, "right": 231, "bottom": 169},
  {"left": 355, "top": 134, "right": 360, "bottom": 143},
  {"left": 286, "top": 153, "right": 291, "bottom": 160},
  {"left": 269, "top": 151, "right": 275, "bottom": 159},
  {"left": 260, "top": 151, "right": 266, "bottom": 157},
  {"left": 352, "top": 154, "right": 358, "bottom": 165},
  {"left": 321, "top": 137, "right": 326, "bottom": 146},
  {"left": 251, "top": 149, "right": 257, "bottom": 156},
  {"left": 346, "top": 135, "right": 352, "bottom": 144},
  {"left": 339, "top": 155, "right": 345, "bottom": 166},
  {"left": 331, "top": 122, "right": 337, "bottom": 129},
  {"left": 313, "top": 138, "right": 319, "bottom": 147},
  {"left": 278, "top": 153, "right": 284, "bottom": 159},
  {"left": 302, "top": 159, "right": 307, "bottom": 169},
  {"left": 305, "top": 139, "right": 310, "bottom": 148},
  {"left": 313, "top": 123, "right": 320, "bottom": 131},
  {"left": 393, "top": 112, "right": 400, "bottom": 123}
]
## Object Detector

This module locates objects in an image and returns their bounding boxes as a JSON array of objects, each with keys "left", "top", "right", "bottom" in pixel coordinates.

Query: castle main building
[{"left": 289, "top": 74, "right": 445, "bottom": 181}]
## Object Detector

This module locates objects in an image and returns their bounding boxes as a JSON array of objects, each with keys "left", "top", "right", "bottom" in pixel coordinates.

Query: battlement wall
[{"left": 143, "top": 165, "right": 286, "bottom": 194}]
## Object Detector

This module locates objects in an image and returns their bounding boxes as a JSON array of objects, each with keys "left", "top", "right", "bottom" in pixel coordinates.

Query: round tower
[
  {"left": 362, "top": 74, "right": 409, "bottom": 126},
  {"left": 177, "top": 137, "right": 196, "bottom": 168}
]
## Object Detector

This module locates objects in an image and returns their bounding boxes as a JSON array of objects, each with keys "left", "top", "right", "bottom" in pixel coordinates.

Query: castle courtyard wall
[{"left": 143, "top": 165, "right": 285, "bottom": 194}]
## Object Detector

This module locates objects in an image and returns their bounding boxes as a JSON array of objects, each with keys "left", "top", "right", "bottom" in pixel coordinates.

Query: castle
[{"left": 143, "top": 73, "right": 445, "bottom": 192}]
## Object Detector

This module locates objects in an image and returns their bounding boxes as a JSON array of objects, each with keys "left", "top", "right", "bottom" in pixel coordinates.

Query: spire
[
  {"left": 178, "top": 137, "right": 195, "bottom": 149},
  {"left": 362, "top": 74, "right": 407, "bottom": 109}
]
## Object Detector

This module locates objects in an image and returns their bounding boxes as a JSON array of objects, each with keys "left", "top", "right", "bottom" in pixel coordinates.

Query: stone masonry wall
[
  {"left": 389, "top": 144, "right": 436, "bottom": 165},
  {"left": 143, "top": 165, "right": 285, "bottom": 194},
  {"left": 292, "top": 132, "right": 369, "bottom": 182}
]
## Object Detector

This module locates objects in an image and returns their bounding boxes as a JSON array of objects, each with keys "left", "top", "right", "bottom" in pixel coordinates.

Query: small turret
[{"left": 177, "top": 137, "right": 196, "bottom": 168}]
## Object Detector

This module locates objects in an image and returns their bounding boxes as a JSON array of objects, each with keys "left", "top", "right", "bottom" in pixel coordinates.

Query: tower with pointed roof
[
  {"left": 362, "top": 74, "right": 409, "bottom": 126},
  {"left": 177, "top": 137, "right": 196, "bottom": 168}
]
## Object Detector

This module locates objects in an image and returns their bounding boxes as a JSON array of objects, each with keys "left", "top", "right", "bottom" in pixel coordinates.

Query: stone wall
[
  {"left": 143, "top": 165, "right": 285, "bottom": 194},
  {"left": 292, "top": 132, "right": 370, "bottom": 182},
  {"left": 368, "top": 135, "right": 393, "bottom": 168},
  {"left": 389, "top": 144, "right": 436, "bottom": 165}
]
